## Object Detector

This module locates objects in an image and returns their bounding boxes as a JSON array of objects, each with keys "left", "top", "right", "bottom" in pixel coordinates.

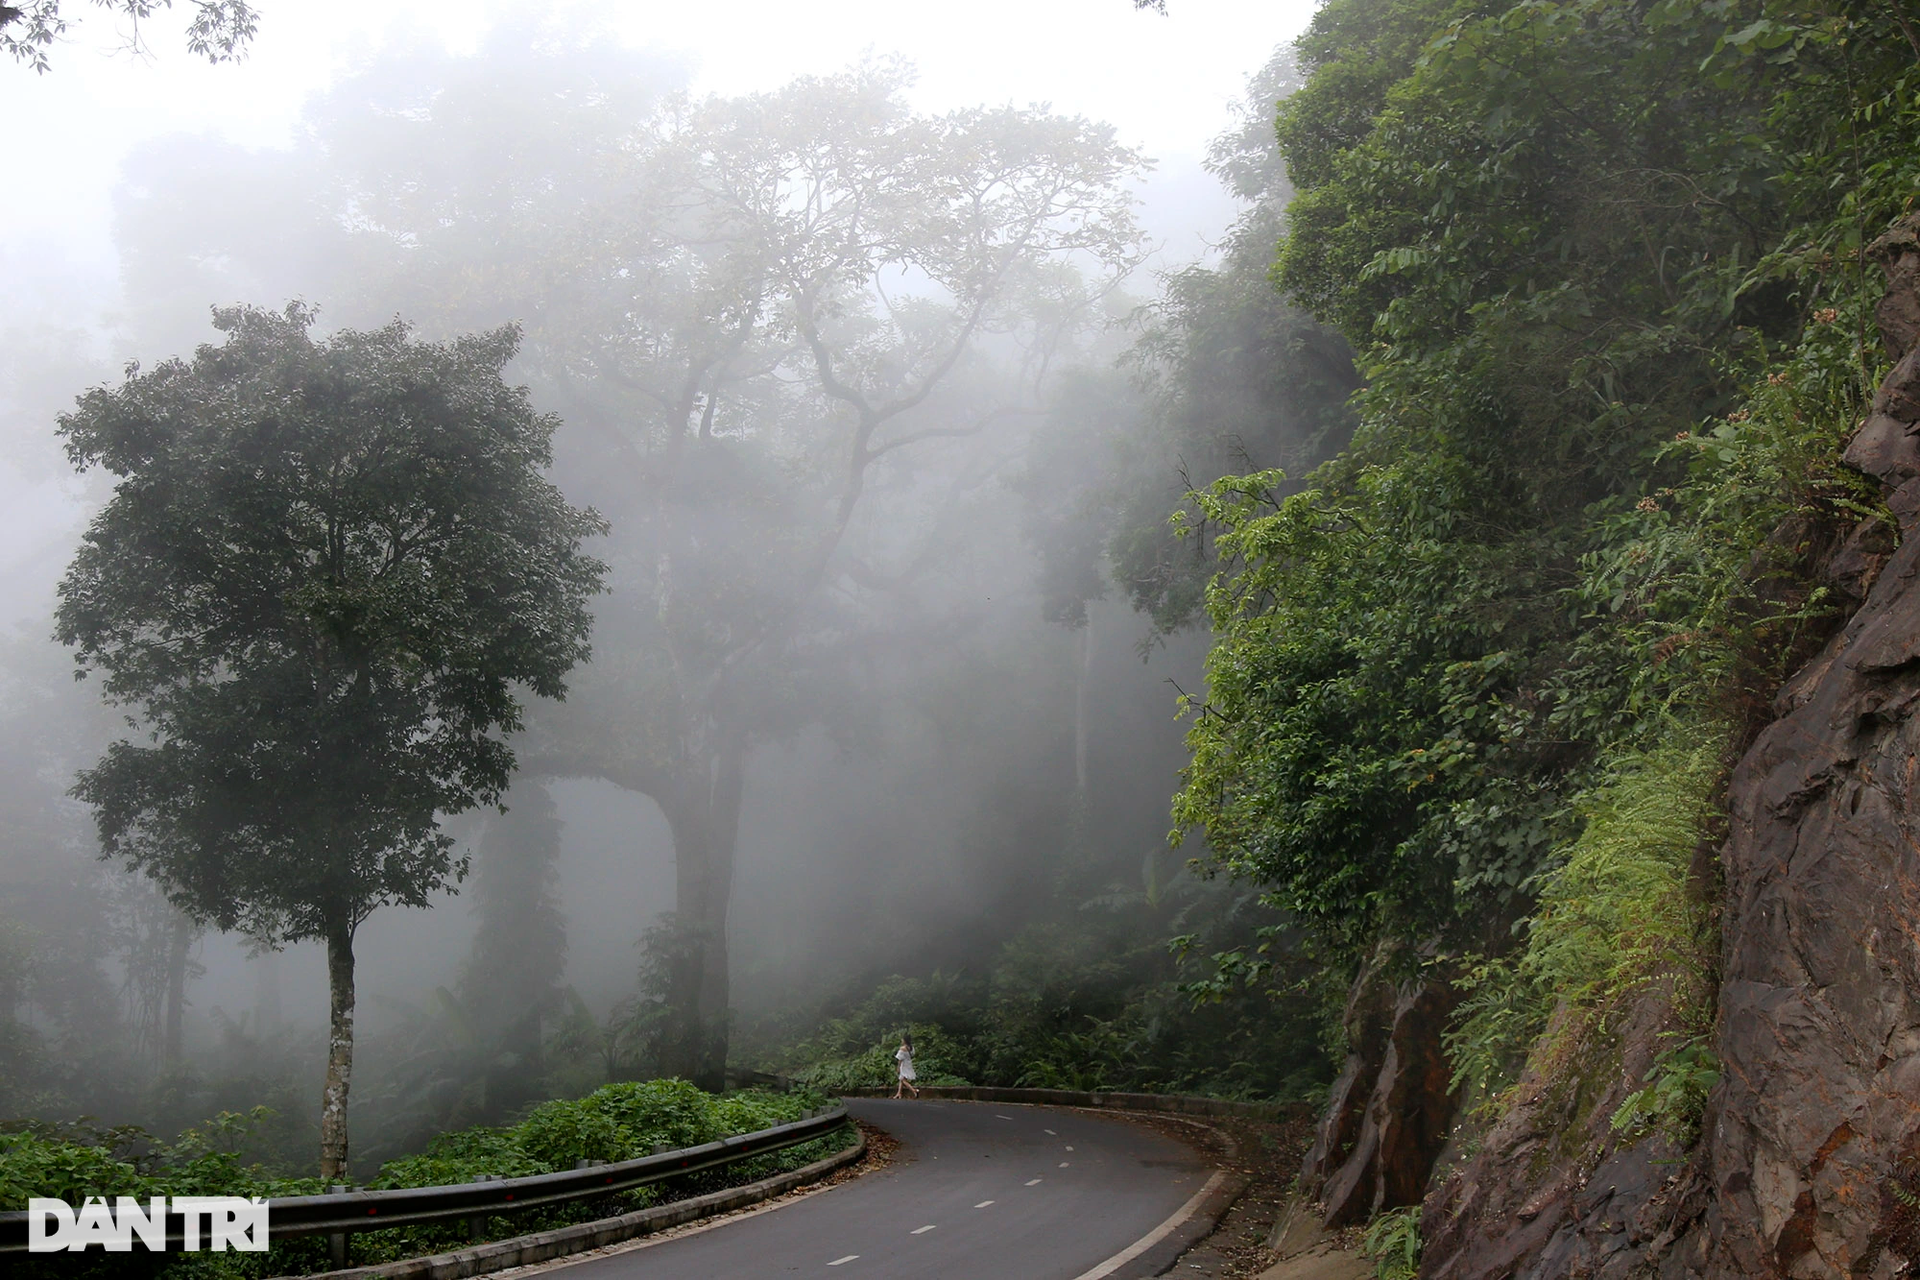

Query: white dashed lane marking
[
  {"left": 975, "top": 1200, "right": 995, "bottom": 1208},
  {"left": 1065, "top": 1146, "right": 1074, "bottom": 1151},
  {"left": 996, "top": 1114, "right": 1012, "bottom": 1120},
  {"left": 1059, "top": 1162, "right": 1071, "bottom": 1168},
  {"left": 1025, "top": 1178, "right": 1043, "bottom": 1186},
  {"left": 828, "top": 1256, "right": 859, "bottom": 1266},
  {"left": 1044, "top": 1128, "right": 1056, "bottom": 1135},
  {"left": 911, "top": 1225, "right": 937, "bottom": 1235}
]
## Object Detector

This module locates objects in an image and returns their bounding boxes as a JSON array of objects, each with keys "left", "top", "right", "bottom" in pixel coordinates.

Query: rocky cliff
[{"left": 1404, "top": 214, "right": 1920, "bottom": 1280}]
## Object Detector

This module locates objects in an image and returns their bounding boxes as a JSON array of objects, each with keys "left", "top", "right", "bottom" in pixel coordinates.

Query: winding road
[{"left": 534, "top": 1098, "right": 1219, "bottom": 1279}]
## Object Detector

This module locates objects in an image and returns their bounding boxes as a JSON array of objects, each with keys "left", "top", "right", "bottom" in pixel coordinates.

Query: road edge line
[
  {"left": 1069, "top": 1168, "right": 1237, "bottom": 1280},
  {"left": 863, "top": 1095, "right": 1250, "bottom": 1280}
]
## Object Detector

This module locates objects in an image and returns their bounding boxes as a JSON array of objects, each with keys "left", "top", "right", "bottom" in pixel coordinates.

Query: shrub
[
  {"left": 4, "top": 1081, "right": 839, "bottom": 1279},
  {"left": 1446, "top": 724, "right": 1721, "bottom": 1124},
  {"left": 1360, "top": 1205, "right": 1422, "bottom": 1280}
]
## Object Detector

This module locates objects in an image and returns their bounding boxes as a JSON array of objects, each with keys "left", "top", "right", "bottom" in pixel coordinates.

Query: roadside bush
[
  {"left": 1446, "top": 726, "right": 1722, "bottom": 1128},
  {"left": 3, "top": 1080, "right": 839, "bottom": 1279}
]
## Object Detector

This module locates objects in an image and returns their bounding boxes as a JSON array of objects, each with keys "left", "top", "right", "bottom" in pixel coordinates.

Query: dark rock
[
  {"left": 1693, "top": 566, "right": 1920, "bottom": 1276},
  {"left": 1888, "top": 478, "right": 1920, "bottom": 533},
  {"left": 1871, "top": 214, "right": 1920, "bottom": 359},
  {"left": 1822, "top": 517, "right": 1894, "bottom": 604},
  {"left": 1418, "top": 975, "right": 1701, "bottom": 1280},
  {"left": 1668, "top": 211, "right": 1920, "bottom": 1278},
  {"left": 1841, "top": 412, "right": 1920, "bottom": 486},
  {"left": 1872, "top": 349, "right": 1920, "bottom": 424},
  {"left": 1302, "top": 954, "right": 1398, "bottom": 1199},
  {"left": 1302, "top": 955, "right": 1461, "bottom": 1228}
]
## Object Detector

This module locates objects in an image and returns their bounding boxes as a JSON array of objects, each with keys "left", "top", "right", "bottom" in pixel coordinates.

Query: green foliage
[
  {"left": 3, "top": 1083, "right": 837, "bottom": 1279},
  {"left": 799, "top": 1034, "right": 973, "bottom": 1094},
  {"left": 1446, "top": 727, "right": 1721, "bottom": 1114},
  {"left": 363, "top": 1126, "right": 556, "bottom": 1191},
  {"left": 775, "top": 875, "right": 1335, "bottom": 1104},
  {"left": 513, "top": 1079, "right": 723, "bottom": 1166},
  {"left": 0, "top": 1108, "right": 325, "bottom": 1217},
  {"left": 1611, "top": 1037, "right": 1722, "bottom": 1144},
  {"left": 56, "top": 302, "right": 608, "bottom": 949},
  {"left": 1175, "top": 0, "right": 1914, "bottom": 1038},
  {"left": 1171, "top": 455, "right": 1570, "bottom": 956},
  {"left": 1361, "top": 1205, "right": 1423, "bottom": 1280},
  {"left": 1551, "top": 309, "right": 1885, "bottom": 740},
  {"left": 0, "top": 1129, "right": 146, "bottom": 1207}
]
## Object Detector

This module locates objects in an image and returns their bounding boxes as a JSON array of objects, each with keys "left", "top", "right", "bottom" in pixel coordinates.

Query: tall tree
[
  {"left": 55, "top": 304, "right": 606, "bottom": 1180},
  {"left": 541, "top": 67, "right": 1146, "bottom": 1086},
  {"left": 101, "top": 47, "right": 1145, "bottom": 1090},
  {"left": 458, "top": 781, "right": 567, "bottom": 1116}
]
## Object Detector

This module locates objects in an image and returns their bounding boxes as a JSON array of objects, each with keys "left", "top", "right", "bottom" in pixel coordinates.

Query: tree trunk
[
  {"left": 253, "top": 948, "right": 281, "bottom": 1035},
  {"left": 1074, "top": 612, "right": 1093, "bottom": 795},
  {"left": 695, "top": 737, "right": 745, "bottom": 1090},
  {"left": 658, "top": 732, "right": 747, "bottom": 1092},
  {"left": 161, "top": 913, "right": 193, "bottom": 1066},
  {"left": 320, "top": 919, "right": 356, "bottom": 1183}
]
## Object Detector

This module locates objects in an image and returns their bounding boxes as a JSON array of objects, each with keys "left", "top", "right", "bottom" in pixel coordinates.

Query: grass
[{"left": 1444, "top": 722, "right": 1722, "bottom": 1140}]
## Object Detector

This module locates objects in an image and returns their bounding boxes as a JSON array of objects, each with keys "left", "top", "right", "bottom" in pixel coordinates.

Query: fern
[
  {"left": 1360, "top": 1205, "right": 1422, "bottom": 1280},
  {"left": 1446, "top": 723, "right": 1722, "bottom": 1115},
  {"left": 1611, "top": 1037, "right": 1721, "bottom": 1143}
]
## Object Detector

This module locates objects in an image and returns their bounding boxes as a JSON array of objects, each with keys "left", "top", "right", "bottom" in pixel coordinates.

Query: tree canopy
[
  {"left": 1175, "top": 0, "right": 1913, "bottom": 969},
  {"left": 298, "top": 56, "right": 1152, "bottom": 1087},
  {"left": 55, "top": 303, "right": 606, "bottom": 1177},
  {"left": 3, "top": 0, "right": 257, "bottom": 73}
]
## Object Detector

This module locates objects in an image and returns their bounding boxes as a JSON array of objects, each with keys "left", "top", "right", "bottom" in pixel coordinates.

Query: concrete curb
[
  {"left": 1080, "top": 1167, "right": 1249, "bottom": 1280},
  {"left": 1079, "top": 1111, "right": 1246, "bottom": 1280},
  {"left": 277, "top": 1127, "right": 865, "bottom": 1280}
]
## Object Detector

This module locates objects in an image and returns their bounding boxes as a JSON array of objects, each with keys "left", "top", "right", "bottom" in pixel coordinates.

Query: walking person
[{"left": 893, "top": 1033, "right": 919, "bottom": 1099}]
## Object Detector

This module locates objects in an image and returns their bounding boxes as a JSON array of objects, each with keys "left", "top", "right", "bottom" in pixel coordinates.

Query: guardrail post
[
  {"left": 468, "top": 1174, "right": 492, "bottom": 1243},
  {"left": 328, "top": 1186, "right": 348, "bottom": 1269}
]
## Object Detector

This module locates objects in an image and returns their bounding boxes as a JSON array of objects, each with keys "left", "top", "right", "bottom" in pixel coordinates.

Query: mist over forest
[
  {"left": 13, "top": 2, "right": 1920, "bottom": 1276},
  {"left": 0, "top": 9, "right": 1345, "bottom": 1181}
]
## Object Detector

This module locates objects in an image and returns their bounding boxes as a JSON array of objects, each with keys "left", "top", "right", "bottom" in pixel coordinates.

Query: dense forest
[
  {"left": 1185, "top": 0, "right": 1920, "bottom": 1274},
  {"left": 5, "top": 0, "right": 1920, "bottom": 1276}
]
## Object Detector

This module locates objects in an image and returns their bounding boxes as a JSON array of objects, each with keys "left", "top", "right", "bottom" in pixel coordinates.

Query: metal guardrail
[{"left": 0, "top": 1104, "right": 851, "bottom": 1255}]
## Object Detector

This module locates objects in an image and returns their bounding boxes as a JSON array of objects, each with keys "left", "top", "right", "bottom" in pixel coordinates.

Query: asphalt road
[{"left": 541, "top": 1098, "right": 1215, "bottom": 1279}]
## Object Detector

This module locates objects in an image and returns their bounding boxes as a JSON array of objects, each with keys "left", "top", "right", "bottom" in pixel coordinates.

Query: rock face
[
  {"left": 1303, "top": 956, "right": 1459, "bottom": 1228},
  {"left": 1700, "top": 214, "right": 1920, "bottom": 1279},
  {"left": 1416, "top": 213, "right": 1920, "bottom": 1279},
  {"left": 1418, "top": 972, "right": 1702, "bottom": 1279}
]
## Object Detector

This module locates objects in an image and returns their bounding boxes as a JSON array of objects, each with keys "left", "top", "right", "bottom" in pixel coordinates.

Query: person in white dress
[{"left": 893, "top": 1034, "right": 919, "bottom": 1098}]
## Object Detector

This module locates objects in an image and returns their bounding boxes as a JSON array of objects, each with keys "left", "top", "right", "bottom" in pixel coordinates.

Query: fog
[{"left": 0, "top": 0, "right": 1344, "bottom": 1174}]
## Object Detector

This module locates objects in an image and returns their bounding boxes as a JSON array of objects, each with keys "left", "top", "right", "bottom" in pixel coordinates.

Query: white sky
[{"left": 3, "top": 0, "right": 1320, "bottom": 273}]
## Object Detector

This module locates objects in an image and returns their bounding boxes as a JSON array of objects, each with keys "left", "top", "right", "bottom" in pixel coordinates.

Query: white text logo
[{"left": 26, "top": 1196, "right": 269, "bottom": 1252}]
